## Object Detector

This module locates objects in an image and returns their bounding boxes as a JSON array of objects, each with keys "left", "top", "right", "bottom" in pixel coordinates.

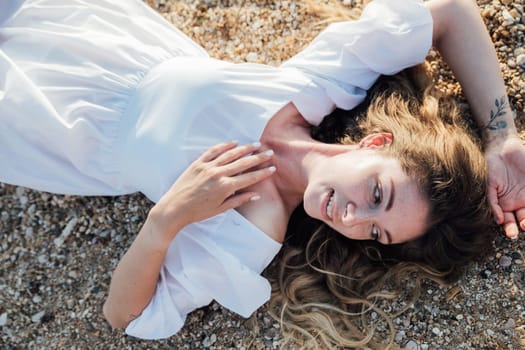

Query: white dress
[{"left": 0, "top": 0, "right": 433, "bottom": 340}]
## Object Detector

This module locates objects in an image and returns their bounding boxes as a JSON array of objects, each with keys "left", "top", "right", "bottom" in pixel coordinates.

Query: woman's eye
[
  {"left": 373, "top": 181, "right": 382, "bottom": 206},
  {"left": 371, "top": 226, "right": 380, "bottom": 241}
]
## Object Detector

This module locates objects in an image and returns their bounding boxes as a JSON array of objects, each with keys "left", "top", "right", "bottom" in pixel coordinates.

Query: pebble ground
[{"left": 1, "top": 0, "right": 524, "bottom": 349}]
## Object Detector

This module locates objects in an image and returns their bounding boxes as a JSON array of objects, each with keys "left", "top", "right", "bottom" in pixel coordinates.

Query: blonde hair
[{"left": 266, "top": 64, "right": 493, "bottom": 349}]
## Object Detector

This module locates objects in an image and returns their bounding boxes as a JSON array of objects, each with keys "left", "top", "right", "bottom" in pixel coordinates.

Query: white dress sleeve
[
  {"left": 283, "top": 0, "right": 433, "bottom": 125},
  {"left": 125, "top": 210, "right": 282, "bottom": 340}
]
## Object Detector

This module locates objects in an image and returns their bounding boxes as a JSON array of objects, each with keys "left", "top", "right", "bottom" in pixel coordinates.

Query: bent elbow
[{"left": 103, "top": 300, "right": 132, "bottom": 330}]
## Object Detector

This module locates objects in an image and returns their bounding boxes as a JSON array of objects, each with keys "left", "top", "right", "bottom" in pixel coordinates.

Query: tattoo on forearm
[{"left": 484, "top": 96, "right": 508, "bottom": 131}]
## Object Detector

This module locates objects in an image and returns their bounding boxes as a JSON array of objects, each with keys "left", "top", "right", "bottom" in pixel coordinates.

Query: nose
[{"left": 341, "top": 202, "right": 368, "bottom": 226}]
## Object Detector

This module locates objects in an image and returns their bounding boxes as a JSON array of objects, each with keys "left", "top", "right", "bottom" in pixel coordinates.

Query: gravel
[{"left": 1, "top": 0, "right": 525, "bottom": 349}]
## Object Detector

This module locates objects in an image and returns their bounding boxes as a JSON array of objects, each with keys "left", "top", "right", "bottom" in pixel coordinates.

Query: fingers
[
  {"left": 488, "top": 186, "right": 504, "bottom": 224},
  {"left": 199, "top": 141, "right": 239, "bottom": 162},
  {"left": 221, "top": 191, "right": 262, "bottom": 211},
  {"left": 230, "top": 165, "right": 277, "bottom": 190},
  {"left": 222, "top": 149, "right": 274, "bottom": 176},
  {"left": 213, "top": 142, "right": 262, "bottom": 166},
  {"left": 502, "top": 211, "right": 519, "bottom": 239},
  {"left": 516, "top": 208, "right": 525, "bottom": 231}
]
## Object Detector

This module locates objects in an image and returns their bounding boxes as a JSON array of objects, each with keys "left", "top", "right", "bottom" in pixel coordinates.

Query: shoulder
[{"left": 236, "top": 180, "right": 288, "bottom": 243}]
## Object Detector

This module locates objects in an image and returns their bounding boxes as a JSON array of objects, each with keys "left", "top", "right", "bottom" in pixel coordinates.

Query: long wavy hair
[{"left": 265, "top": 64, "right": 494, "bottom": 349}]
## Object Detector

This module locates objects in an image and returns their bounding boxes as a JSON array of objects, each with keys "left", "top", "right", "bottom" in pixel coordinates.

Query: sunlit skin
[{"left": 302, "top": 145, "right": 430, "bottom": 245}]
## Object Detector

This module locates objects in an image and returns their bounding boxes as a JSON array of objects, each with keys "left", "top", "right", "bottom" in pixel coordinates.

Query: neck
[{"left": 261, "top": 106, "right": 357, "bottom": 215}]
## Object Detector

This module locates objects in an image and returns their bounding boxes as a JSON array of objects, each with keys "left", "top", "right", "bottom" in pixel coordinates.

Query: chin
[{"left": 302, "top": 200, "right": 316, "bottom": 219}]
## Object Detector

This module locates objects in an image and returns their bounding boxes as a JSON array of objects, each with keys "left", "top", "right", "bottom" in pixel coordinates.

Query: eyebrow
[{"left": 386, "top": 178, "right": 395, "bottom": 211}]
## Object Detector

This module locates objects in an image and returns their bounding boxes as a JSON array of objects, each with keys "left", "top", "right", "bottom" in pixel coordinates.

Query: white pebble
[
  {"left": 31, "top": 311, "right": 45, "bottom": 323},
  {"left": 404, "top": 340, "right": 419, "bottom": 350},
  {"left": 0, "top": 313, "right": 7, "bottom": 326},
  {"left": 25, "top": 227, "right": 34, "bottom": 237},
  {"left": 251, "top": 21, "right": 263, "bottom": 30},
  {"left": 502, "top": 9, "right": 515, "bottom": 25},
  {"left": 246, "top": 52, "right": 258, "bottom": 62},
  {"left": 432, "top": 327, "right": 441, "bottom": 336},
  {"left": 54, "top": 217, "right": 78, "bottom": 247},
  {"left": 516, "top": 54, "right": 525, "bottom": 68}
]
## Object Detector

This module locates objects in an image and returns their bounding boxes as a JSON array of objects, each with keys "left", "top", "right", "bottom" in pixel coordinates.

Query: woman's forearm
[
  {"left": 103, "top": 211, "right": 179, "bottom": 329},
  {"left": 427, "top": 0, "right": 517, "bottom": 144}
]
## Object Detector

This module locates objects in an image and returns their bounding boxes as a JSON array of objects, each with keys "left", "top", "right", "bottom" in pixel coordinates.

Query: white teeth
[{"left": 326, "top": 192, "right": 334, "bottom": 219}]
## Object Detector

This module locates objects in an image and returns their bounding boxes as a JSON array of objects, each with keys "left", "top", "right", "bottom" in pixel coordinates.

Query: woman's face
[{"left": 303, "top": 147, "right": 429, "bottom": 245}]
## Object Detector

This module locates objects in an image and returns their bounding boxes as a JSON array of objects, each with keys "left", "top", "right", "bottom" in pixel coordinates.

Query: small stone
[
  {"left": 509, "top": 9, "right": 520, "bottom": 20},
  {"left": 0, "top": 313, "right": 7, "bottom": 326},
  {"left": 404, "top": 340, "right": 419, "bottom": 350},
  {"left": 517, "top": 54, "right": 525, "bottom": 68},
  {"left": 37, "top": 255, "right": 48, "bottom": 264},
  {"left": 502, "top": 9, "right": 515, "bottom": 25},
  {"left": 32, "top": 295, "right": 42, "bottom": 304},
  {"left": 395, "top": 330, "right": 405, "bottom": 343},
  {"left": 456, "top": 314, "right": 464, "bottom": 321},
  {"left": 202, "top": 336, "right": 212, "bottom": 347},
  {"left": 25, "top": 227, "right": 34, "bottom": 237},
  {"left": 508, "top": 59, "right": 517, "bottom": 68},
  {"left": 504, "top": 318, "right": 516, "bottom": 329},
  {"left": 246, "top": 52, "right": 258, "bottom": 62},
  {"left": 486, "top": 329, "right": 495, "bottom": 337},
  {"left": 499, "top": 255, "right": 512, "bottom": 267},
  {"left": 480, "top": 270, "right": 491, "bottom": 279},
  {"left": 54, "top": 217, "right": 78, "bottom": 247},
  {"left": 421, "top": 344, "right": 429, "bottom": 350},
  {"left": 432, "top": 327, "right": 441, "bottom": 336},
  {"left": 511, "top": 252, "right": 522, "bottom": 260},
  {"left": 31, "top": 311, "right": 46, "bottom": 323}
]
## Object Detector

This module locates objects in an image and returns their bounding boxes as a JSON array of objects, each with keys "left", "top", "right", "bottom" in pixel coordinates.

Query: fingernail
[
  {"left": 264, "top": 149, "right": 274, "bottom": 156},
  {"left": 252, "top": 141, "right": 261, "bottom": 148},
  {"left": 268, "top": 166, "right": 276, "bottom": 173},
  {"left": 250, "top": 195, "right": 261, "bottom": 201}
]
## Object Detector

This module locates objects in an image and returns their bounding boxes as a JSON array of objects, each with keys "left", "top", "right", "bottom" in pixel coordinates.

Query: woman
[{"left": 0, "top": 0, "right": 524, "bottom": 347}]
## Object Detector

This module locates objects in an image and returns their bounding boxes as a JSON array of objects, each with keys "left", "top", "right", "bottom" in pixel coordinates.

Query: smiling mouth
[{"left": 326, "top": 190, "right": 334, "bottom": 220}]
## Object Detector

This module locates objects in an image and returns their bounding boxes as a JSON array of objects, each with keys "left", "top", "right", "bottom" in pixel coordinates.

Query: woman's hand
[
  {"left": 486, "top": 135, "right": 525, "bottom": 239},
  {"left": 103, "top": 141, "right": 275, "bottom": 329},
  {"left": 150, "top": 141, "right": 275, "bottom": 239}
]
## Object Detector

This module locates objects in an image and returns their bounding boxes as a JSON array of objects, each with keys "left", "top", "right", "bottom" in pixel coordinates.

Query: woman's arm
[
  {"left": 103, "top": 142, "right": 275, "bottom": 328},
  {"left": 427, "top": 0, "right": 525, "bottom": 238}
]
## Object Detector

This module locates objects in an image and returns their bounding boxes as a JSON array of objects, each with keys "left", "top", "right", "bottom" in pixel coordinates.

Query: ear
[{"left": 358, "top": 132, "right": 393, "bottom": 149}]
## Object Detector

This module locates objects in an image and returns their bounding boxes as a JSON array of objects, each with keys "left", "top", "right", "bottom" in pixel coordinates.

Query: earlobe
[{"left": 359, "top": 132, "right": 393, "bottom": 149}]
